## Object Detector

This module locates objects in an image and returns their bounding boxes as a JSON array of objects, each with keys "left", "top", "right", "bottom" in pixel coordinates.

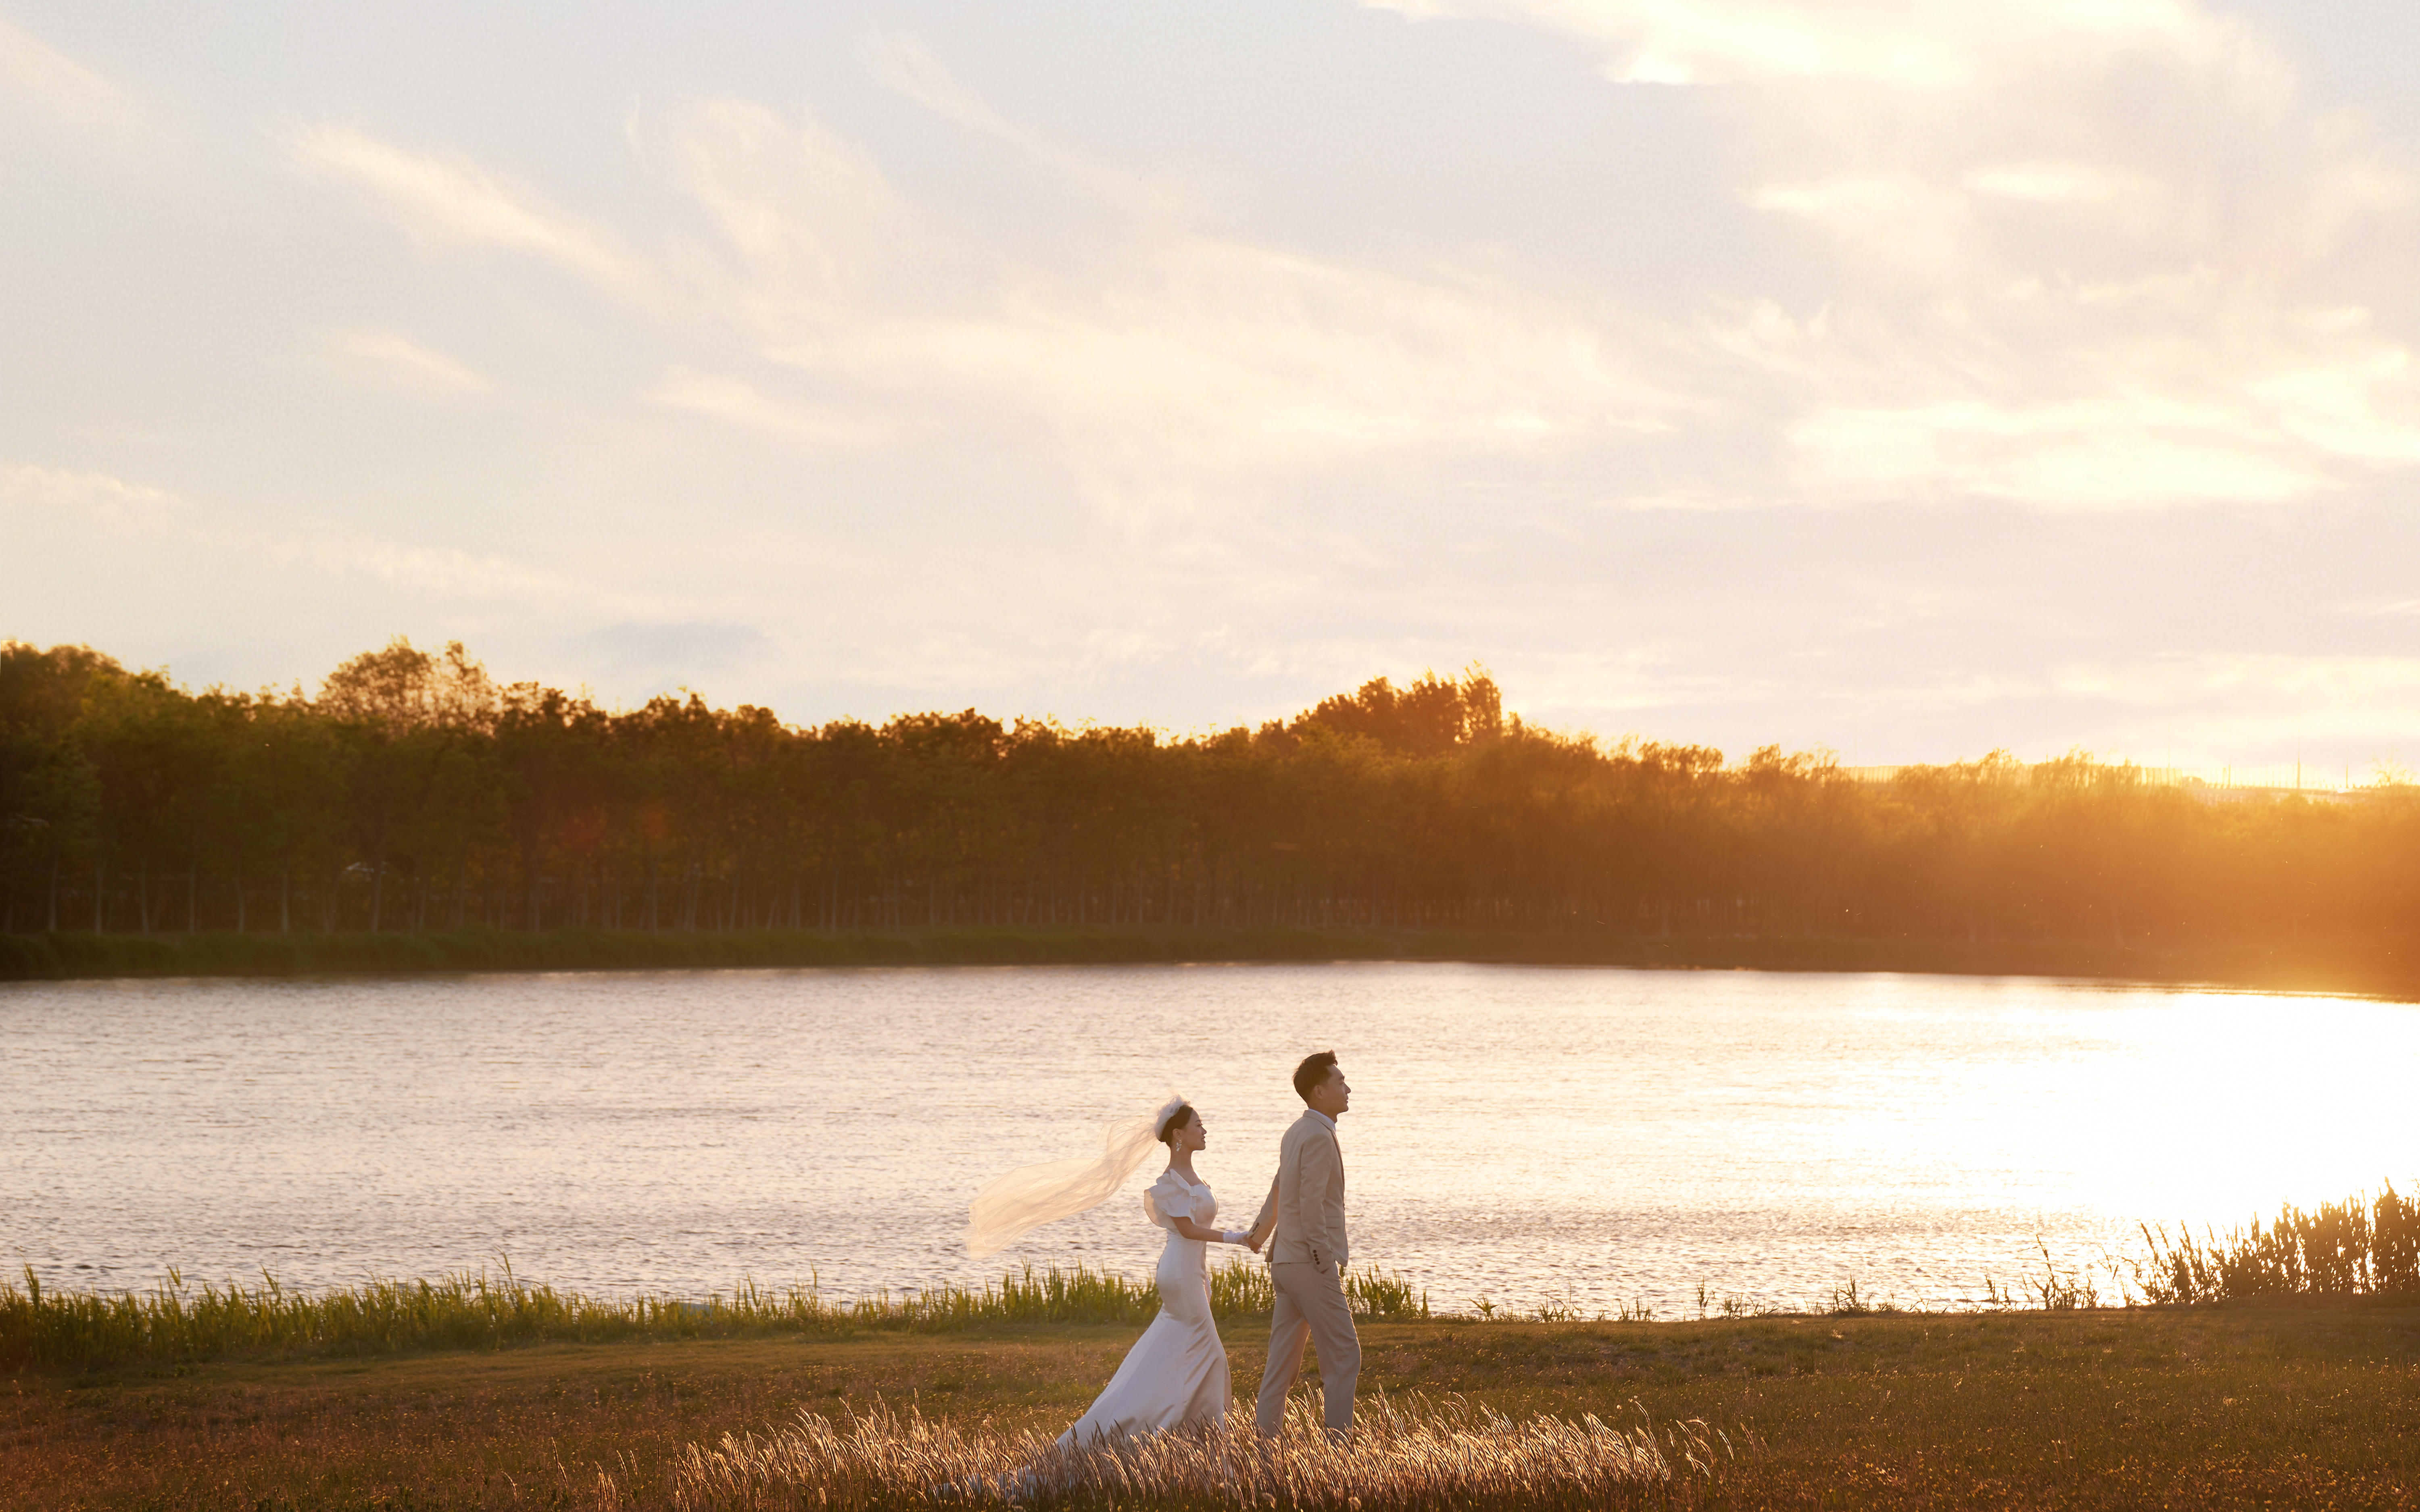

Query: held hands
[{"left": 1244, "top": 1174, "right": 1278, "bottom": 1252}]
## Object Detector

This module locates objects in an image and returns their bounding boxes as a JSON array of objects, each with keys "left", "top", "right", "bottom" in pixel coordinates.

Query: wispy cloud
[
  {"left": 1361, "top": 0, "right": 2207, "bottom": 87},
  {"left": 1370, "top": 0, "right": 2420, "bottom": 512},
  {"left": 282, "top": 123, "right": 642, "bottom": 291},
  {"left": 266, "top": 533, "right": 612, "bottom": 607},
  {"left": 332, "top": 329, "right": 495, "bottom": 398},
  {"left": 1963, "top": 161, "right": 2143, "bottom": 204},
  {"left": 649, "top": 365, "right": 894, "bottom": 448},
  {"left": 273, "top": 9, "right": 2420, "bottom": 523},
  {"left": 274, "top": 73, "right": 1689, "bottom": 518},
  {"left": 0, "top": 18, "right": 164, "bottom": 165},
  {"left": 0, "top": 464, "right": 190, "bottom": 530},
  {"left": 4, "top": 458, "right": 661, "bottom": 620},
  {"left": 860, "top": 31, "right": 1193, "bottom": 217},
  {"left": 1786, "top": 398, "right": 2324, "bottom": 510},
  {"left": 639, "top": 90, "right": 1682, "bottom": 510},
  {"left": 2051, "top": 653, "right": 2420, "bottom": 711},
  {"left": 2036, "top": 653, "right": 2420, "bottom": 757}
]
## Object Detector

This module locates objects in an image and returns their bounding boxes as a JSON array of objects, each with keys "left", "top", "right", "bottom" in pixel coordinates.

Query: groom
[{"left": 1250, "top": 1050, "right": 1360, "bottom": 1438}]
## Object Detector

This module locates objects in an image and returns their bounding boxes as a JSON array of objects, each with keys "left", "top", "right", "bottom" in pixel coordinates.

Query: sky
[{"left": 6, "top": 1, "right": 2420, "bottom": 771}]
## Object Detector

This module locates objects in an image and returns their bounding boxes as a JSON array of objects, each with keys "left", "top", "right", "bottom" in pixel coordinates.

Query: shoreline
[{"left": 3, "top": 923, "right": 2417, "bottom": 999}]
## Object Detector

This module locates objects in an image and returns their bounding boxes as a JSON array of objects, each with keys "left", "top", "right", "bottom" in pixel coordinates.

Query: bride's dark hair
[{"left": 1158, "top": 1103, "right": 1195, "bottom": 1145}]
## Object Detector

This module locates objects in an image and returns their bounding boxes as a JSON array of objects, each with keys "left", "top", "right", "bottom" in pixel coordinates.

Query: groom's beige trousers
[{"left": 1256, "top": 1260, "right": 1360, "bottom": 1436}]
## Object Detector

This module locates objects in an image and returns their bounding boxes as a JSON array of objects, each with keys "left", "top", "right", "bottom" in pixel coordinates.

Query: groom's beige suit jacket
[{"left": 1254, "top": 1109, "right": 1348, "bottom": 1271}]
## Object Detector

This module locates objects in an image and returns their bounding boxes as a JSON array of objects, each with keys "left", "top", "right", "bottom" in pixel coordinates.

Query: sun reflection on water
[{"left": 2, "top": 964, "right": 2414, "bottom": 1314}]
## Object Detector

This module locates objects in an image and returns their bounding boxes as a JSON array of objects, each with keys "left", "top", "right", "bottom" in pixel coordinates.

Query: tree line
[{"left": 2, "top": 637, "right": 2415, "bottom": 948}]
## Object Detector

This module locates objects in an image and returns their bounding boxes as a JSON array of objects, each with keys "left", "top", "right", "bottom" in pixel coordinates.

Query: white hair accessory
[{"left": 965, "top": 1093, "right": 1187, "bottom": 1259}]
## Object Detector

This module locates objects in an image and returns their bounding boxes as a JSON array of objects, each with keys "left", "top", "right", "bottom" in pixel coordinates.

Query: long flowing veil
[{"left": 965, "top": 1093, "right": 1185, "bottom": 1259}]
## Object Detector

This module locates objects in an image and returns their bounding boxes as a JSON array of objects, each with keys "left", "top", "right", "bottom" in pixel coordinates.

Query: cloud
[
  {"left": 0, "top": 19, "right": 162, "bottom": 165},
  {"left": 278, "top": 10, "right": 2420, "bottom": 523},
  {"left": 1786, "top": 397, "right": 2324, "bottom": 510},
  {"left": 282, "top": 123, "right": 641, "bottom": 291},
  {"left": 1364, "top": 0, "right": 2420, "bottom": 512},
  {"left": 860, "top": 31, "right": 1192, "bottom": 218},
  {"left": 1360, "top": 0, "right": 2208, "bottom": 87},
  {"left": 649, "top": 365, "right": 894, "bottom": 448},
  {"left": 2042, "top": 653, "right": 2420, "bottom": 754},
  {"left": 267, "top": 534, "right": 604, "bottom": 607},
  {"left": 636, "top": 90, "right": 1680, "bottom": 508},
  {"left": 333, "top": 329, "right": 495, "bottom": 398},
  {"left": 2, "top": 458, "right": 660, "bottom": 619},
  {"left": 0, "top": 464, "right": 189, "bottom": 531},
  {"left": 1963, "top": 161, "right": 2143, "bottom": 204},
  {"left": 280, "top": 50, "right": 1688, "bottom": 520},
  {"left": 2053, "top": 652, "right": 2420, "bottom": 709}
]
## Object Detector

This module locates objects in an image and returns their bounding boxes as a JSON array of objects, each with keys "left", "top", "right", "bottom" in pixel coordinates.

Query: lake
[{"left": 4, "top": 962, "right": 2415, "bottom": 1315}]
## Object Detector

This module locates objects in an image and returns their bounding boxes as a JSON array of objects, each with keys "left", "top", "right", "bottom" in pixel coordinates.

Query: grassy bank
[
  {"left": 1, "top": 1260, "right": 1432, "bottom": 1375},
  {"left": 10, "top": 1189, "right": 2420, "bottom": 1508},
  {"left": 6, "top": 1304, "right": 2416, "bottom": 1509},
  {"left": 6, "top": 922, "right": 2420, "bottom": 998}
]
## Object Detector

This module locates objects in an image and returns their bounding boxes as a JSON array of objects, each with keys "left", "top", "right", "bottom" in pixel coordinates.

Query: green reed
[
  {"left": 2, "top": 1256, "right": 1328, "bottom": 1372},
  {"left": 2135, "top": 1182, "right": 2420, "bottom": 1304},
  {"left": 1347, "top": 1265, "right": 1431, "bottom": 1319},
  {"left": 0, "top": 1257, "right": 1438, "bottom": 1373}
]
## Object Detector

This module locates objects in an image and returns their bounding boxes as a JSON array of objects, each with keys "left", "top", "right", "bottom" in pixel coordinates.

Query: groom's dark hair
[{"left": 1292, "top": 1050, "right": 1338, "bottom": 1103}]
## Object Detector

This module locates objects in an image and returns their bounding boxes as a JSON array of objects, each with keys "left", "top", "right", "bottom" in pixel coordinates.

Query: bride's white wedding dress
[{"left": 1058, "top": 1168, "right": 1231, "bottom": 1445}]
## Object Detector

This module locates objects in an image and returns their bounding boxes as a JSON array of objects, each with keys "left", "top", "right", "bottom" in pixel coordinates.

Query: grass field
[
  {"left": 8, "top": 922, "right": 2420, "bottom": 1001},
  {"left": 6, "top": 1302, "right": 2417, "bottom": 1509}
]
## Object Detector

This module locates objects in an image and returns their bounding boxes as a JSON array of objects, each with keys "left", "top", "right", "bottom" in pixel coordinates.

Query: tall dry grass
[
  {"left": 2136, "top": 1183, "right": 2420, "bottom": 1303},
  {"left": 655, "top": 1392, "right": 1736, "bottom": 1511}
]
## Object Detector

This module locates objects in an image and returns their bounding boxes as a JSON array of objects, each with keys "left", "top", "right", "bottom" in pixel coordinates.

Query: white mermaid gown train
[{"left": 1058, "top": 1170, "right": 1231, "bottom": 1445}]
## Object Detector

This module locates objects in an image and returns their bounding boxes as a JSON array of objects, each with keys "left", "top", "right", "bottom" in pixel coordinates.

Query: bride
[{"left": 966, "top": 1095, "right": 1271, "bottom": 1444}]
